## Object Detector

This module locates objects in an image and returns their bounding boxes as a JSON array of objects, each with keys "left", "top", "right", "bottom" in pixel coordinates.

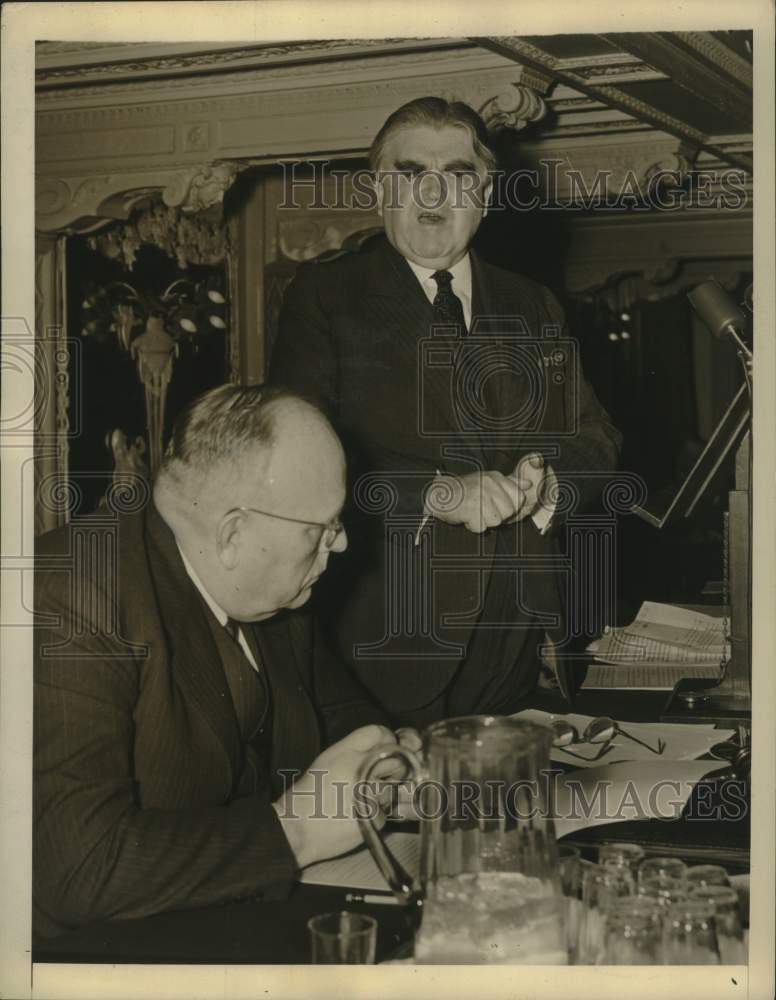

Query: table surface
[{"left": 34, "top": 687, "right": 748, "bottom": 965}]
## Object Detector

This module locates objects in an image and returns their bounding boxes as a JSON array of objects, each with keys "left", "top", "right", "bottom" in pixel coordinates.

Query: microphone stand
[{"left": 661, "top": 292, "right": 752, "bottom": 725}]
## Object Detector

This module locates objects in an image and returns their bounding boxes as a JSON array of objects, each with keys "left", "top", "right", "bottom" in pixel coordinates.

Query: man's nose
[
  {"left": 417, "top": 171, "right": 448, "bottom": 210},
  {"left": 331, "top": 525, "right": 348, "bottom": 553}
]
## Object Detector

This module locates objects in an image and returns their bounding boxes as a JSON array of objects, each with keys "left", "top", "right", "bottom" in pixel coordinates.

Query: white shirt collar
[
  {"left": 406, "top": 253, "right": 472, "bottom": 326},
  {"left": 176, "top": 541, "right": 261, "bottom": 674},
  {"left": 177, "top": 544, "right": 228, "bottom": 627},
  {"left": 406, "top": 253, "right": 471, "bottom": 292}
]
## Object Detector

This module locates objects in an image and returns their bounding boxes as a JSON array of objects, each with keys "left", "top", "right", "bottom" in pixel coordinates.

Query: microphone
[{"left": 687, "top": 280, "right": 751, "bottom": 358}]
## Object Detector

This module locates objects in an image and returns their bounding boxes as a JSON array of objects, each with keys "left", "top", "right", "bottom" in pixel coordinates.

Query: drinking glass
[
  {"left": 688, "top": 886, "right": 746, "bottom": 964},
  {"left": 602, "top": 897, "right": 663, "bottom": 964},
  {"left": 638, "top": 856, "right": 687, "bottom": 884},
  {"left": 577, "top": 863, "right": 634, "bottom": 964},
  {"left": 558, "top": 845, "right": 582, "bottom": 962},
  {"left": 637, "top": 875, "right": 688, "bottom": 910},
  {"left": 308, "top": 911, "right": 377, "bottom": 964},
  {"left": 662, "top": 900, "right": 721, "bottom": 965},
  {"left": 683, "top": 865, "right": 731, "bottom": 890},
  {"left": 599, "top": 842, "right": 646, "bottom": 875}
]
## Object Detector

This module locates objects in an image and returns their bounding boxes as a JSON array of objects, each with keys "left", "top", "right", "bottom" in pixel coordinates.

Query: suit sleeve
[
  {"left": 306, "top": 614, "right": 391, "bottom": 744},
  {"left": 34, "top": 571, "right": 298, "bottom": 938},
  {"left": 536, "top": 286, "right": 622, "bottom": 516},
  {"left": 270, "top": 265, "right": 339, "bottom": 417}
]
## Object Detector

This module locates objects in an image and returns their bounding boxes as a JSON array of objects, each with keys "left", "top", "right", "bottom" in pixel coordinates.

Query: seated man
[{"left": 34, "top": 384, "right": 404, "bottom": 940}]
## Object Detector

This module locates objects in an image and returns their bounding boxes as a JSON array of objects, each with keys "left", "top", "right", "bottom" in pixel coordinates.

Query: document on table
[
  {"left": 582, "top": 662, "right": 718, "bottom": 691},
  {"left": 299, "top": 761, "right": 726, "bottom": 880},
  {"left": 553, "top": 759, "right": 726, "bottom": 838},
  {"left": 583, "top": 601, "right": 727, "bottom": 689},
  {"left": 300, "top": 831, "right": 419, "bottom": 891},
  {"left": 512, "top": 709, "right": 735, "bottom": 768}
]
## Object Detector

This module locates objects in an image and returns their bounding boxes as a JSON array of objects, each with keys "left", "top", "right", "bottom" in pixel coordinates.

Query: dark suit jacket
[
  {"left": 271, "top": 234, "right": 622, "bottom": 722},
  {"left": 33, "top": 502, "right": 387, "bottom": 940}
]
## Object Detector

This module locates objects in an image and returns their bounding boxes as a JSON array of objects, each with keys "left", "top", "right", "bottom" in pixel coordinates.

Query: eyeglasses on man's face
[{"left": 226, "top": 505, "right": 344, "bottom": 550}]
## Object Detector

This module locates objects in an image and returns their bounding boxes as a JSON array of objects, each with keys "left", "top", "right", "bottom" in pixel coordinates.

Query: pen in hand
[{"left": 414, "top": 468, "right": 441, "bottom": 547}]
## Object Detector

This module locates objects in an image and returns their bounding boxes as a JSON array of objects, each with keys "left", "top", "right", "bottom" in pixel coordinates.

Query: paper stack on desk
[
  {"left": 552, "top": 759, "right": 727, "bottom": 838},
  {"left": 512, "top": 709, "right": 735, "bottom": 768},
  {"left": 583, "top": 601, "right": 727, "bottom": 690}
]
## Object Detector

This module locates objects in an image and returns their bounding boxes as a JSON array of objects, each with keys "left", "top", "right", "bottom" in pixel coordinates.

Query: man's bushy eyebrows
[{"left": 386, "top": 158, "right": 483, "bottom": 174}]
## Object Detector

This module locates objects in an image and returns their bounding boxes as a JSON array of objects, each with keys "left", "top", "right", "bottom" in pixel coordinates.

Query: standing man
[
  {"left": 34, "top": 385, "right": 401, "bottom": 940},
  {"left": 271, "top": 97, "right": 622, "bottom": 728}
]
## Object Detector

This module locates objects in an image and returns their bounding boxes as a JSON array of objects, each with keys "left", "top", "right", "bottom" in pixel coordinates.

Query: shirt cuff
[{"left": 531, "top": 464, "right": 557, "bottom": 535}]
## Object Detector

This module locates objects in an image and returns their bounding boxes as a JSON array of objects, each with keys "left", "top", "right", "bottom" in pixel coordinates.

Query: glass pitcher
[{"left": 357, "top": 715, "right": 567, "bottom": 964}]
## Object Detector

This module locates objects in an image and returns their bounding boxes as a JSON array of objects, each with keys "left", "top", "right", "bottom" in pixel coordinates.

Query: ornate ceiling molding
[
  {"left": 35, "top": 34, "right": 752, "bottom": 233},
  {"left": 600, "top": 32, "right": 752, "bottom": 127},
  {"left": 36, "top": 38, "right": 474, "bottom": 86},
  {"left": 514, "top": 132, "right": 700, "bottom": 206},
  {"left": 674, "top": 32, "right": 753, "bottom": 89},
  {"left": 563, "top": 211, "right": 752, "bottom": 296},
  {"left": 35, "top": 59, "right": 554, "bottom": 188},
  {"left": 35, "top": 47, "right": 524, "bottom": 109},
  {"left": 477, "top": 35, "right": 752, "bottom": 174}
]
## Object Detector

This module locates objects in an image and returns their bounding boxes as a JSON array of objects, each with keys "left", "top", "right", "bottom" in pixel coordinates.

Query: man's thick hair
[
  {"left": 368, "top": 96, "right": 497, "bottom": 173},
  {"left": 159, "top": 383, "right": 308, "bottom": 480}
]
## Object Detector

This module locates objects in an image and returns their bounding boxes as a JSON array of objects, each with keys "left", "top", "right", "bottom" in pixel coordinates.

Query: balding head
[{"left": 155, "top": 384, "right": 347, "bottom": 620}]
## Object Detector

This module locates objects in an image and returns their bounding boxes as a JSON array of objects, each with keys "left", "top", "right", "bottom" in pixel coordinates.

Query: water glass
[
  {"left": 688, "top": 885, "right": 746, "bottom": 963},
  {"left": 577, "top": 862, "right": 634, "bottom": 964},
  {"left": 683, "top": 865, "right": 731, "bottom": 890},
  {"left": 662, "top": 899, "right": 721, "bottom": 965},
  {"left": 557, "top": 845, "right": 582, "bottom": 962},
  {"left": 308, "top": 911, "right": 377, "bottom": 964},
  {"left": 637, "top": 875, "right": 688, "bottom": 909},
  {"left": 599, "top": 842, "right": 646, "bottom": 875},
  {"left": 638, "top": 856, "right": 688, "bottom": 884},
  {"left": 602, "top": 896, "right": 663, "bottom": 964}
]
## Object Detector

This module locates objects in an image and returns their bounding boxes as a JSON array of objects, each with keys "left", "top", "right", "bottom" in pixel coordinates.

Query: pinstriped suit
[
  {"left": 271, "top": 233, "right": 622, "bottom": 725},
  {"left": 33, "top": 503, "right": 387, "bottom": 940}
]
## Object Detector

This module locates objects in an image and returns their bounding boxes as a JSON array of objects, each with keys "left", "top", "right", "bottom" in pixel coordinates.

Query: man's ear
[
  {"left": 373, "top": 171, "right": 385, "bottom": 217},
  {"left": 215, "top": 510, "right": 242, "bottom": 570},
  {"left": 482, "top": 174, "right": 494, "bottom": 219}
]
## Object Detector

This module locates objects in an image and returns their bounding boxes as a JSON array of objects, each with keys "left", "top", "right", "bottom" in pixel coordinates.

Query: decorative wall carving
[
  {"left": 33, "top": 237, "right": 70, "bottom": 536},
  {"left": 563, "top": 212, "right": 752, "bottom": 297},
  {"left": 480, "top": 84, "right": 547, "bottom": 131},
  {"left": 162, "top": 162, "right": 241, "bottom": 214},
  {"left": 36, "top": 177, "right": 71, "bottom": 217},
  {"left": 513, "top": 133, "right": 701, "bottom": 206},
  {"left": 88, "top": 201, "right": 229, "bottom": 269},
  {"left": 183, "top": 122, "right": 211, "bottom": 153}
]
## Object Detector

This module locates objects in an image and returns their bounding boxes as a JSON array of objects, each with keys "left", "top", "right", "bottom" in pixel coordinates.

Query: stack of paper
[
  {"left": 299, "top": 760, "right": 730, "bottom": 892},
  {"left": 301, "top": 831, "right": 418, "bottom": 891},
  {"left": 584, "top": 602, "right": 727, "bottom": 690},
  {"left": 552, "top": 759, "right": 728, "bottom": 838},
  {"left": 513, "top": 709, "right": 735, "bottom": 768}
]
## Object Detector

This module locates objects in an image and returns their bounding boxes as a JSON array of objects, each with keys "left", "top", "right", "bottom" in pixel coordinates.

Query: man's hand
[
  {"left": 425, "top": 471, "right": 529, "bottom": 534},
  {"left": 394, "top": 727, "right": 422, "bottom": 754},
  {"left": 507, "top": 453, "right": 547, "bottom": 522},
  {"left": 272, "top": 725, "right": 400, "bottom": 869}
]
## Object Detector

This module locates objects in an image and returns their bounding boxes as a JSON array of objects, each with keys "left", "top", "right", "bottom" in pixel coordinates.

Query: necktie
[
  {"left": 222, "top": 617, "right": 269, "bottom": 740},
  {"left": 224, "top": 616, "right": 246, "bottom": 648},
  {"left": 432, "top": 270, "right": 467, "bottom": 335}
]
